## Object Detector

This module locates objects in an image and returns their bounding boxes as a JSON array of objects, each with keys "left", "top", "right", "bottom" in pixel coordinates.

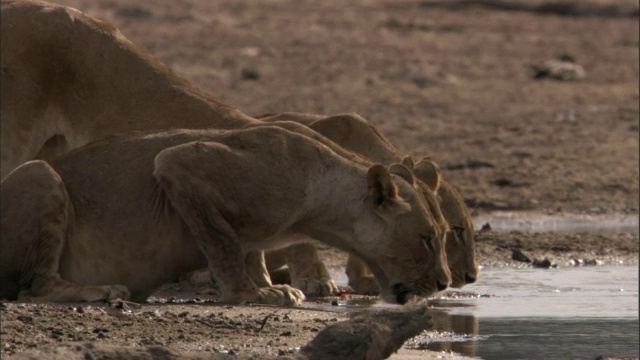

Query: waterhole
[
  {"left": 321, "top": 213, "right": 639, "bottom": 359},
  {"left": 321, "top": 266, "right": 639, "bottom": 360}
]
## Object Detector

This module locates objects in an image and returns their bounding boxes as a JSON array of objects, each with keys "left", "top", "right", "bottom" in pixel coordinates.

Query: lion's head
[
  {"left": 411, "top": 157, "right": 479, "bottom": 288},
  {"left": 357, "top": 162, "right": 452, "bottom": 304}
]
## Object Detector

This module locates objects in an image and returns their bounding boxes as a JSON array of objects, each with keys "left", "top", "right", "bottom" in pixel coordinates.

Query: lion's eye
[
  {"left": 451, "top": 226, "right": 466, "bottom": 242},
  {"left": 421, "top": 236, "right": 434, "bottom": 251}
]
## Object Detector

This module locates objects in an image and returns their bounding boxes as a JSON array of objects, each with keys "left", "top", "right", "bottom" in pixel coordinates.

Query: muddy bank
[{"left": 2, "top": 227, "right": 637, "bottom": 359}]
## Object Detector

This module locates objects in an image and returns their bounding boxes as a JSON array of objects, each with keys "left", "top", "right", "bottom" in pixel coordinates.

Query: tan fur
[
  {"left": 0, "top": 0, "right": 260, "bottom": 179},
  {"left": 0, "top": 126, "right": 450, "bottom": 305},
  {"left": 261, "top": 113, "right": 479, "bottom": 292}
]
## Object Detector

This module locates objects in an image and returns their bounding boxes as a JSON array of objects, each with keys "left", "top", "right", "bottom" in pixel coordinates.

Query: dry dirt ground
[{"left": 1, "top": 0, "right": 639, "bottom": 359}]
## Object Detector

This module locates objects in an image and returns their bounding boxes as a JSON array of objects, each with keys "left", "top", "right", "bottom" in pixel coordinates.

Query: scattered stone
[
  {"left": 584, "top": 258, "right": 604, "bottom": 266},
  {"left": 278, "top": 348, "right": 296, "bottom": 356},
  {"left": 444, "top": 158, "right": 495, "bottom": 170},
  {"left": 17, "top": 315, "right": 33, "bottom": 323},
  {"left": 512, "top": 249, "right": 531, "bottom": 263},
  {"left": 494, "top": 178, "right": 512, "bottom": 187},
  {"left": 568, "top": 258, "right": 604, "bottom": 266},
  {"left": 108, "top": 299, "right": 141, "bottom": 311},
  {"left": 240, "top": 68, "right": 260, "bottom": 80},
  {"left": 532, "top": 258, "right": 557, "bottom": 269},
  {"left": 568, "top": 258, "right": 584, "bottom": 266},
  {"left": 531, "top": 55, "right": 586, "bottom": 81}
]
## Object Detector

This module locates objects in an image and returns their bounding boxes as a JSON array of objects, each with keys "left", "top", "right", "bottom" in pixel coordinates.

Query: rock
[
  {"left": 241, "top": 68, "right": 260, "bottom": 80},
  {"left": 531, "top": 55, "right": 586, "bottom": 81},
  {"left": 568, "top": 258, "right": 583, "bottom": 266},
  {"left": 511, "top": 249, "right": 531, "bottom": 263},
  {"left": 480, "top": 223, "right": 492, "bottom": 232},
  {"left": 584, "top": 258, "right": 604, "bottom": 266},
  {"left": 532, "top": 258, "right": 557, "bottom": 269},
  {"left": 299, "top": 305, "right": 432, "bottom": 360},
  {"left": 494, "top": 178, "right": 512, "bottom": 187}
]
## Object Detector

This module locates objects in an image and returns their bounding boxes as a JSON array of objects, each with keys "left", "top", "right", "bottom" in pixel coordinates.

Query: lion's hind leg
[{"left": 2, "top": 160, "right": 129, "bottom": 303}]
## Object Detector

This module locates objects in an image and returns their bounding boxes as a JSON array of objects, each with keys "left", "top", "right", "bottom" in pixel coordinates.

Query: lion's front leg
[
  {"left": 181, "top": 215, "right": 304, "bottom": 306},
  {"left": 3, "top": 160, "right": 130, "bottom": 303},
  {"left": 154, "top": 145, "right": 304, "bottom": 306},
  {"left": 285, "top": 243, "right": 339, "bottom": 296},
  {"left": 346, "top": 255, "right": 380, "bottom": 295}
]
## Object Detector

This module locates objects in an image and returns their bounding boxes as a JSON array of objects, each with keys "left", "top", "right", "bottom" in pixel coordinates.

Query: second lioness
[
  {"left": 186, "top": 113, "right": 479, "bottom": 296},
  {"left": 259, "top": 113, "right": 479, "bottom": 295},
  {"left": 0, "top": 126, "right": 451, "bottom": 305}
]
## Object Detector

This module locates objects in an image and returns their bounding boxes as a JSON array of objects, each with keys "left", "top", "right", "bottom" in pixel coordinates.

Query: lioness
[
  {"left": 259, "top": 113, "right": 479, "bottom": 294},
  {"left": 184, "top": 113, "right": 478, "bottom": 296},
  {"left": 0, "top": 126, "right": 451, "bottom": 305},
  {"left": 1, "top": 0, "right": 261, "bottom": 179}
]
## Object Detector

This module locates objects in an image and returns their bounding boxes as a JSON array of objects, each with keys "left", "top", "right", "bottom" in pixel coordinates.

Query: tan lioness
[
  {"left": 260, "top": 113, "right": 479, "bottom": 294},
  {"left": 0, "top": 126, "right": 451, "bottom": 305}
]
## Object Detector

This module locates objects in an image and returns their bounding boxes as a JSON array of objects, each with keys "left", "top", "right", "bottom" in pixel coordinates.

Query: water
[
  {"left": 328, "top": 266, "right": 639, "bottom": 360},
  {"left": 473, "top": 212, "right": 639, "bottom": 235},
  {"left": 424, "top": 266, "right": 639, "bottom": 359},
  {"left": 319, "top": 213, "right": 639, "bottom": 358}
]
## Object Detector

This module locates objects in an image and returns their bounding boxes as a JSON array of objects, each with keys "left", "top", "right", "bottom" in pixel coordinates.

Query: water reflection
[{"left": 421, "top": 309, "right": 479, "bottom": 357}]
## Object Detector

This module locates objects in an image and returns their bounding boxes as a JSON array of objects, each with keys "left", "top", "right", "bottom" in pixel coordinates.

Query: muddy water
[
  {"left": 324, "top": 266, "right": 639, "bottom": 360},
  {"left": 427, "top": 266, "right": 639, "bottom": 359},
  {"left": 286, "top": 212, "right": 638, "bottom": 359}
]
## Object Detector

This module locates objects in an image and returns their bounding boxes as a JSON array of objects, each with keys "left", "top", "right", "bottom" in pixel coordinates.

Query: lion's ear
[
  {"left": 413, "top": 157, "right": 441, "bottom": 192},
  {"left": 367, "top": 164, "right": 400, "bottom": 208},
  {"left": 389, "top": 163, "right": 415, "bottom": 186},
  {"left": 401, "top": 156, "right": 415, "bottom": 169}
]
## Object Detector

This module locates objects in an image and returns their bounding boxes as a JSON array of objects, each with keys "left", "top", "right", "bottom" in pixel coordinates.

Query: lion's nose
[
  {"left": 465, "top": 272, "right": 477, "bottom": 284},
  {"left": 436, "top": 281, "right": 448, "bottom": 292}
]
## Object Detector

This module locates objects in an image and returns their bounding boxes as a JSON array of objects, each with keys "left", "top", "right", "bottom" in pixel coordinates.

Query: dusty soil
[{"left": 1, "top": 0, "right": 638, "bottom": 359}]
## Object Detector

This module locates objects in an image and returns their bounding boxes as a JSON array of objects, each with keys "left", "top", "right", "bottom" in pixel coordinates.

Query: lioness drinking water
[{"left": 0, "top": 126, "right": 451, "bottom": 305}]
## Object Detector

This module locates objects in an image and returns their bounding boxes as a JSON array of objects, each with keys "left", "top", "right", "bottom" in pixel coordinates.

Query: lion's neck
[{"left": 292, "top": 163, "right": 373, "bottom": 253}]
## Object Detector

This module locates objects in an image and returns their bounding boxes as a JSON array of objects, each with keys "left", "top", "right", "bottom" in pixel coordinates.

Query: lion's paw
[
  {"left": 101, "top": 284, "right": 131, "bottom": 301},
  {"left": 255, "top": 285, "right": 306, "bottom": 306},
  {"left": 349, "top": 275, "right": 380, "bottom": 295},
  {"left": 180, "top": 268, "right": 214, "bottom": 287},
  {"left": 292, "top": 277, "right": 339, "bottom": 297}
]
